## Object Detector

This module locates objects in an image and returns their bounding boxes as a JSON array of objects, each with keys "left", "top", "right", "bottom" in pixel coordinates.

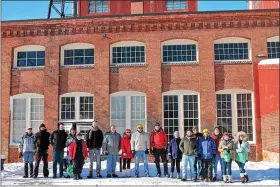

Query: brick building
[{"left": 1, "top": 1, "right": 279, "bottom": 163}]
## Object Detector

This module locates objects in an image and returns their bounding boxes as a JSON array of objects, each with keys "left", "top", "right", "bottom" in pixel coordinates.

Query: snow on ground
[{"left": 1, "top": 160, "right": 279, "bottom": 185}]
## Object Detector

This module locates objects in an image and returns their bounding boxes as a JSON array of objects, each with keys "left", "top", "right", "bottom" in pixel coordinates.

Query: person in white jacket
[{"left": 131, "top": 124, "right": 150, "bottom": 178}]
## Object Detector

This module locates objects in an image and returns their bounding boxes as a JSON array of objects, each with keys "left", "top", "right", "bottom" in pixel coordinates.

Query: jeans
[
  {"left": 135, "top": 151, "right": 149, "bottom": 175},
  {"left": 194, "top": 157, "right": 203, "bottom": 178},
  {"left": 23, "top": 153, "right": 34, "bottom": 164},
  {"left": 182, "top": 155, "right": 196, "bottom": 179},
  {"left": 237, "top": 162, "right": 246, "bottom": 174},
  {"left": 222, "top": 159, "right": 232, "bottom": 175},
  {"left": 89, "top": 148, "right": 101, "bottom": 173},
  {"left": 213, "top": 154, "right": 224, "bottom": 178},
  {"left": 106, "top": 154, "right": 117, "bottom": 175},
  {"left": 53, "top": 150, "right": 64, "bottom": 177}
]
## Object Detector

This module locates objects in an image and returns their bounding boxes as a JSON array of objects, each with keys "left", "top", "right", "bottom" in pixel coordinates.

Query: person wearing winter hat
[
  {"left": 121, "top": 129, "right": 134, "bottom": 177},
  {"left": 167, "top": 131, "right": 182, "bottom": 179},
  {"left": 192, "top": 126, "right": 203, "bottom": 180},
  {"left": 235, "top": 131, "right": 250, "bottom": 183},
  {"left": 131, "top": 124, "right": 150, "bottom": 177},
  {"left": 150, "top": 122, "right": 169, "bottom": 177},
  {"left": 218, "top": 132, "right": 234, "bottom": 183},
  {"left": 179, "top": 129, "right": 198, "bottom": 182},
  {"left": 34, "top": 123, "right": 51, "bottom": 178},
  {"left": 69, "top": 132, "right": 88, "bottom": 180},
  {"left": 210, "top": 126, "right": 223, "bottom": 181},
  {"left": 198, "top": 128, "right": 216, "bottom": 182},
  {"left": 18, "top": 127, "right": 35, "bottom": 178},
  {"left": 64, "top": 127, "right": 77, "bottom": 178}
]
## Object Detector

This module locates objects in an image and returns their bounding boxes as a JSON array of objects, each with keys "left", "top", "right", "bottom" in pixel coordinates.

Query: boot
[
  {"left": 126, "top": 169, "right": 131, "bottom": 177},
  {"left": 240, "top": 174, "right": 245, "bottom": 183},
  {"left": 87, "top": 171, "right": 93, "bottom": 178},
  {"left": 146, "top": 172, "right": 151, "bottom": 177},
  {"left": 23, "top": 163, "right": 28, "bottom": 178},
  {"left": 29, "top": 163, "right": 33, "bottom": 178},
  {"left": 227, "top": 175, "right": 232, "bottom": 183},
  {"left": 73, "top": 174, "right": 78, "bottom": 180},
  {"left": 223, "top": 175, "right": 228, "bottom": 183},
  {"left": 78, "top": 174, "right": 82, "bottom": 179},
  {"left": 177, "top": 173, "right": 181, "bottom": 179},
  {"left": 164, "top": 173, "right": 170, "bottom": 178},
  {"left": 122, "top": 169, "right": 127, "bottom": 177},
  {"left": 244, "top": 173, "right": 249, "bottom": 183},
  {"left": 97, "top": 172, "right": 102, "bottom": 178},
  {"left": 169, "top": 172, "right": 174, "bottom": 178}
]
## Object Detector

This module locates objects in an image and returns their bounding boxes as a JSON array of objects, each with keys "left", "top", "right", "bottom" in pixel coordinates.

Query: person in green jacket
[{"left": 235, "top": 131, "right": 250, "bottom": 183}]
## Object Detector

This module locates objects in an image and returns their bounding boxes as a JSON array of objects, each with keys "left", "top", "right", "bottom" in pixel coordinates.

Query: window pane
[
  {"left": 131, "top": 96, "right": 146, "bottom": 133},
  {"left": 64, "top": 48, "right": 94, "bottom": 65},
  {"left": 214, "top": 43, "right": 249, "bottom": 62},
  {"left": 166, "top": 0, "right": 187, "bottom": 10},
  {"left": 183, "top": 95, "right": 199, "bottom": 133},
  {"left": 112, "top": 46, "right": 145, "bottom": 64},
  {"left": 16, "top": 51, "right": 45, "bottom": 67},
  {"left": 61, "top": 97, "right": 75, "bottom": 120},
  {"left": 216, "top": 94, "right": 232, "bottom": 135},
  {"left": 267, "top": 41, "right": 280, "bottom": 59},
  {"left": 80, "top": 96, "right": 94, "bottom": 119},
  {"left": 89, "top": 0, "right": 109, "bottom": 13},
  {"left": 162, "top": 44, "right": 197, "bottom": 63},
  {"left": 111, "top": 96, "right": 126, "bottom": 134}
]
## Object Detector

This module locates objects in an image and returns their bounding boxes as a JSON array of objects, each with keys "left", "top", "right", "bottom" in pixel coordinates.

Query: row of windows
[
  {"left": 88, "top": 0, "right": 188, "bottom": 13},
  {"left": 14, "top": 38, "right": 279, "bottom": 68},
  {"left": 11, "top": 91, "right": 254, "bottom": 144}
]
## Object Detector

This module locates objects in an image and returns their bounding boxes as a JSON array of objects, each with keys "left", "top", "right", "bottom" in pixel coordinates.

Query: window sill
[
  {"left": 162, "top": 61, "right": 199, "bottom": 66},
  {"left": 61, "top": 65, "right": 95, "bottom": 69},
  {"left": 214, "top": 60, "right": 252, "bottom": 64},
  {"left": 12, "top": 67, "right": 45, "bottom": 71},
  {"left": 110, "top": 63, "right": 146, "bottom": 67}
]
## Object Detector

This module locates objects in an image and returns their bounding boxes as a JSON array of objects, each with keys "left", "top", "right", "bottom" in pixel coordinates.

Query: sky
[{"left": 1, "top": 0, "right": 248, "bottom": 21}]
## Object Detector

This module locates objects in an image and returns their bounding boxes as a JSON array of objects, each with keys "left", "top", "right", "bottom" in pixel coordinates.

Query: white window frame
[
  {"left": 110, "top": 41, "right": 146, "bottom": 66},
  {"left": 161, "top": 39, "right": 199, "bottom": 65},
  {"left": 10, "top": 93, "right": 44, "bottom": 145},
  {"left": 216, "top": 89, "right": 255, "bottom": 144},
  {"left": 110, "top": 91, "right": 147, "bottom": 132},
  {"left": 214, "top": 37, "right": 252, "bottom": 63},
  {"left": 13, "top": 45, "right": 45, "bottom": 69},
  {"left": 162, "top": 90, "right": 200, "bottom": 138},
  {"left": 267, "top": 36, "right": 279, "bottom": 59},
  {"left": 59, "top": 92, "right": 94, "bottom": 123},
  {"left": 60, "top": 43, "right": 95, "bottom": 67}
]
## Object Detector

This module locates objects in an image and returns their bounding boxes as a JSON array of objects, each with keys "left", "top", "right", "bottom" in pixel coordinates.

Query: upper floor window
[
  {"left": 89, "top": 0, "right": 109, "bottom": 13},
  {"left": 111, "top": 41, "right": 145, "bottom": 65},
  {"left": 162, "top": 39, "right": 198, "bottom": 64},
  {"left": 267, "top": 36, "right": 280, "bottom": 59},
  {"left": 214, "top": 37, "right": 251, "bottom": 63},
  {"left": 14, "top": 45, "right": 45, "bottom": 68},
  {"left": 166, "top": 0, "right": 187, "bottom": 10},
  {"left": 60, "top": 92, "right": 94, "bottom": 122},
  {"left": 10, "top": 93, "right": 44, "bottom": 144},
  {"left": 61, "top": 43, "right": 94, "bottom": 66}
]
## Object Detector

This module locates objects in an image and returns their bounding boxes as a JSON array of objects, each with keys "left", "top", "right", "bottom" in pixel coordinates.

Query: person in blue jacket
[
  {"left": 198, "top": 129, "right": 216, "bottom": 182},
  {"left": 167, "top": 131, "right": 182, "bottom": 179}
]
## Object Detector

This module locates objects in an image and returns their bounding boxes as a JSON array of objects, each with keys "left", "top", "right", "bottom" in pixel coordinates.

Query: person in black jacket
[
  {"left": 86, "top": 120, "right": 104, "bottom": 178},
  {"left": 193, "top": 126, "right": 203, "bottom": 180},
  {"left": 50, "top": 123, "right": 68, "bottom": 178},
  {"left": 33, "top": 123, "right": 51, "bottom": 178}
]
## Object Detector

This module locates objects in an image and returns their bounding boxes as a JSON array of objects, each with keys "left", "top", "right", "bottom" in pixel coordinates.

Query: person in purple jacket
[
  {"left": 198, "top": 129, "right": 216, "bottom": 182},
  {"left": 167, "top": 131, "right": 182, "bottom": 179}
]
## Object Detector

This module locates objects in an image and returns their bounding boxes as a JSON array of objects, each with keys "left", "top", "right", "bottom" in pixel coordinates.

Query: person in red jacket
[
  {"left": 150, "top": 122, "right": 169, "bottom": 177},
  {"left": 210, "top": 126, "right": 223, "bottom": 181},
  {"left": 69, "top": 133, "right": 88, "bottom": 180},
  {"left": 121, "top": 129, "right": 134, "bottom": 177}
]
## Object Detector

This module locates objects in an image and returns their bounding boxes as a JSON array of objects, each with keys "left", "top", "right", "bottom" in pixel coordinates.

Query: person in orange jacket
[
  {"left": 69, "top": 133, "right": 88, "bottom": 180},
  {"left": 150, "top": 122, "right": 169, "bottom": 177}
]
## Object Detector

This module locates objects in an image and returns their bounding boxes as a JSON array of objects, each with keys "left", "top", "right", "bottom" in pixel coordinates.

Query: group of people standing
[{"left": 18, "top": 121, "right": 250, "bottom": 183}]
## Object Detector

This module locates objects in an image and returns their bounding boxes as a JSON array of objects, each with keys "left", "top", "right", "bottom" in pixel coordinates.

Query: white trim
[
  {"left": 60, "top": 92, "right": 94, "bottom": 97},
  {"left": 161, "top": 39, "right": 199, "bottom": 64},
  {"left": 216, "top": 89, "right": 253, "bottom": 94},
  {"left": 111, "top": 91, "right": 146, "bottom": 97},
  {"left": 13, "top": 45, "right": 45, "bottom": 68},
  {"left": 60, "top": 43, "right": 95, "bottom": 66},
  {"left": 162, "top": 90, "right": 201, "bottom": 138},
  {"left": 267, "top": 36, "right": 279, "bottom": 42},
  {"left": 110, "top": 41, "right": 146, "bottom": 65},
  {"left": 10, "top": 93, "right": 44, "bottom": 145},
  {"left": 259, "top": 58, "right": 280, "bottom": 65}
]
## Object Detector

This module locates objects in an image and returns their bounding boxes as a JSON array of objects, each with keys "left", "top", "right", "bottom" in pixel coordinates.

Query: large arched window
[
  {"left": 161, "top": 39, "right": 198, "bottom": 64},
  {"left": 110, "top": 41, "right": 146, "bottom": 66},
  {"left": 13, "top": 45, "right": 45, "bottom": 68},
  {"left": 162, "top": 90, "right": 200, "bottom": 140},
  {"left": 61, "top": 43, "right": 95, "bottom": 66},
  {"left": 214, "top": 37, "right": 251, "bottom": 64},
  {"left": 59, "top": 92, "right": 94, "bottom": 122},
  {"left": 110, "top": 91, "right": 146, "bottom": 134},
  {"left": 216, "top": 89, "right": 255, "bottom": 142},
  {"left": 267, "top": 36, "right": 279, "bottom": 59},
  {"left": 10, "top": 93, "right": 44, "bottom": 144}
]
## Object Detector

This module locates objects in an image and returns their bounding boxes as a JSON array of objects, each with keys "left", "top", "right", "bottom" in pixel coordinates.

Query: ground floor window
[
  {"left": 11, "top": 94, "right": 44, "bottom": 144},
  {"left": 163, "top": 91, "right": 200, "bottom": 141},
  {"left": 216, "top": 90, "right": 254, "bottom": 142},
  {"left": 110, "top": 92, "right": 146, "bottom": 134}
]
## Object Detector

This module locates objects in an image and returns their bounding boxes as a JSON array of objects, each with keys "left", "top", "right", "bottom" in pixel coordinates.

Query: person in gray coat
[
  {"left": 102, "top": 125, "right": 121, "bottom": 178},
  {"left": 18, "top": 127, "right": 35, "bottom": 178}
]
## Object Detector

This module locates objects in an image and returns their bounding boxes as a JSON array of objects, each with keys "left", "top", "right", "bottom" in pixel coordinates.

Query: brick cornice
[{"left": 1, "top": 10, "right": 279, "bottom": 38}]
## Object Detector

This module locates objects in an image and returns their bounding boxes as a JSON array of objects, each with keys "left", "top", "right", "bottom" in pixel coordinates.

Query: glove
[
  {"left": 123, "top": 152, "right": 127, "bottom": 156},
  {"left": 19, "top": 152, "right": 23, "bottom": 158},
  {"left": 227, "top": 150, "right": 230, "bottom": 153},
  {"left": 150, "top": 149, "right": 154, "bottom": 155},
  {"left": 197, "top": 154, "right": 201, "bottom": 158},
  {"left": 131, "top": 150, "right": 135, "bottom": 156},
  {"left": 213, "top": 154, "right": 216, "bottom": 159},
  {"left": 223, "top": 147, "right": 228, "bottom": 151},
  {"left": 104, "top": 151, "right": 108, "bottom": 155},
  {"left": 145, "top": 149, "right": 149, "bottom": 155}
]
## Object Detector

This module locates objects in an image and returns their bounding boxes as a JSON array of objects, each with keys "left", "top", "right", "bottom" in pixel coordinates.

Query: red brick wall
[{"left": 250, "top": 0, "right": 279, "bottom": 9}]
